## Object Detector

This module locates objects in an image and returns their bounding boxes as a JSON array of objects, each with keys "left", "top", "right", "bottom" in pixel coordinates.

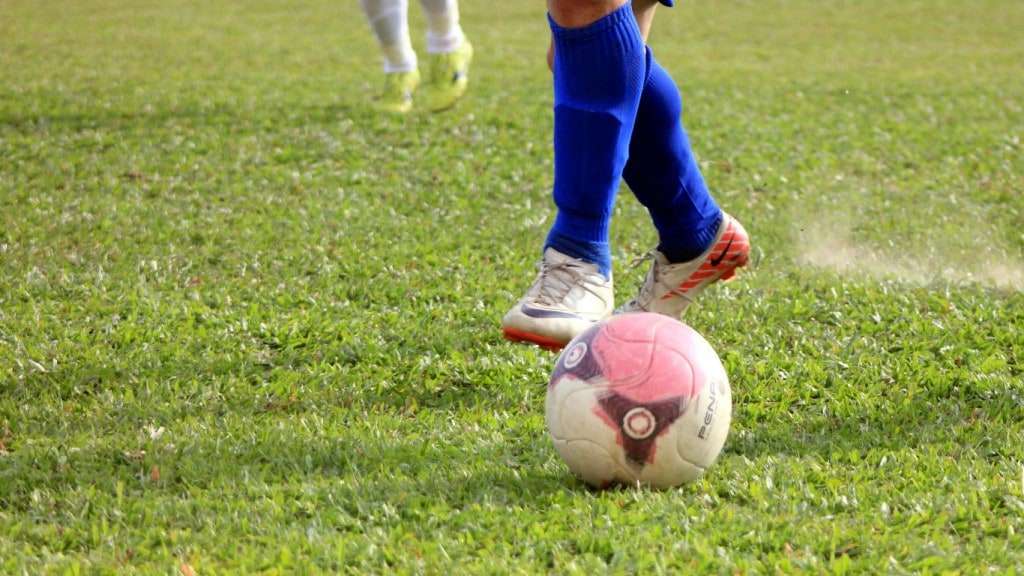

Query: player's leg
[
  {"left": 360, "top": 0, "right": 420, "bottom": 113},
  {"left": 631, "top": 0, "right": 660, "bottom": 39},
  {"left": 502, "top": 0, "right": 645, "bottom": 349},
  {"left": 417, "top": 0, "right": 473, "bottom": 111},
  {"left": 619, "top": 2, "right": 750, "bottom": 317}
]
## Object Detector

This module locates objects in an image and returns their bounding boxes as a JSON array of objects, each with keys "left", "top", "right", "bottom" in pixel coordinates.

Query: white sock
[
  {"left": 418, "top": 0, "right": 464, "bottom": 54},
  {"left": 359, "top": 0, "right": 417, "bottom": 73}
]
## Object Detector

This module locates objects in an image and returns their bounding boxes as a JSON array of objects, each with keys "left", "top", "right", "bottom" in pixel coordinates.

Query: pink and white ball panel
[{"left": 545, "top": 313, "right": 732, "bottom": 489}]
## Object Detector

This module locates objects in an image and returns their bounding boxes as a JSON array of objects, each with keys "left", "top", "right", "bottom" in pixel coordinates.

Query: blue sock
[
  {"left": 623, "top": 48, "right": 721, "bottom": 263},
  {"left": 543, "top": 3, "right": 645, "bottom": 279}
]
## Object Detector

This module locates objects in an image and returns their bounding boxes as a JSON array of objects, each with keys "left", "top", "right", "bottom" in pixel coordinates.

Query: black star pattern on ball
[
  {"left": 549, "top": 324, "right": 604, "bottom": 386},
  {"left": 597, "top": 393, "right": 687, "bottom": 466}
]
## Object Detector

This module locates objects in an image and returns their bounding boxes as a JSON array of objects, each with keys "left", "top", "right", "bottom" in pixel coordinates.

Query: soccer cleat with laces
[
  {"left": 373, "top": 69, "right": 420, "bottom": 114},
  {"left": 617, "top": 213, "right": 750, "bottom": 318},
  {"left": 502, "top": 248, "right": 614, "bottom": 351},
  {"left": 420, "top": 40, "right": 473, "bottom": 112}
]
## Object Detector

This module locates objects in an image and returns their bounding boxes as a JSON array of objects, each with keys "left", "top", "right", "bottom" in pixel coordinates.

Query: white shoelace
[
  {"left": 534, "top": 259, "right": 590, "bottom": 307},
  {"left": 630, "top": 252, "right": 657, "bottom": 307},
  {"left": 624, "top": 254, "right": 694, "bottom": 311}
]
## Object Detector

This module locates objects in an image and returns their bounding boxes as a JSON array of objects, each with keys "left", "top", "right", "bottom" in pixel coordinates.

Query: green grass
[{"left": 2, "top": 0, "right": 1023, "bottom": 573}]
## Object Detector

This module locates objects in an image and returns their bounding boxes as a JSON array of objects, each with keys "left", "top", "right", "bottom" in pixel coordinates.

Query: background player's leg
[
  {"left": 419, "top": 0, "right": 465, "bottom": 54},
  {"left": 417, "top": 0, "right": 474, "bottom": 111},
  {"left": 360, "top": 0, "right": 420, "bottom": 112},
  {"left": 360, "top": 0, "right": 416, "bottom": 73}
]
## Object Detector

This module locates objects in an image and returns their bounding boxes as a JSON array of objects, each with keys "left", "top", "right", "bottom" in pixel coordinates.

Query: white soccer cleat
[
  {"left": 617, "top": 213, "right": 750, "bottom": 318},
  {"left": 502, "top": 248, "right": 614, "bottom": 351}
]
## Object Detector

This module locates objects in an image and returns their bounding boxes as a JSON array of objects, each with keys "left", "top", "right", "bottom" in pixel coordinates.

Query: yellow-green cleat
[
  {"left": 373, "top": 69, "right": 420, "bottom": 114},
  {"left": 420, "top": 40, "right": 473, "bottom": 112}
]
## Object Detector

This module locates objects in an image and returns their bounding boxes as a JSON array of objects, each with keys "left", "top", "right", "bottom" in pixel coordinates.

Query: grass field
[{"left": 2, "top": 0, "right": 1024, "bottom": 573}]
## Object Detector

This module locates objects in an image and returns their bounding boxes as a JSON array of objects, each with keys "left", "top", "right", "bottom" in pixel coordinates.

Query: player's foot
[
  {"left": 502, "top": 248, "right": 614, "bottom": 351},
  {"left": 420, "top": 40, "right": 473, "bottom": 112},
  {"left": 617, "top": 213, "right": 750, "bottom": 318},
  {"left": 373, "top": 69, "right": 420, "bottom": 114}
]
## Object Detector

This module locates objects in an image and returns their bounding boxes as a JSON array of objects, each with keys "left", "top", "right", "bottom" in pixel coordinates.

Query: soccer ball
[{"left": 545, "top": 313, "right": 732, "bottom": 489}]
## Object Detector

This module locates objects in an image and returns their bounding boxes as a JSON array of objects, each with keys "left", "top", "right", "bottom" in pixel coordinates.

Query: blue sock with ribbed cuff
[{"left": 543, "top": 2, "right": 645, "bottom": 279}]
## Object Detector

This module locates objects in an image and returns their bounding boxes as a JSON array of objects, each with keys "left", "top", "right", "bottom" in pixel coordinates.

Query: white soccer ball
[{"left": 545, "top": 313, "right": 732, "bottom": 489}]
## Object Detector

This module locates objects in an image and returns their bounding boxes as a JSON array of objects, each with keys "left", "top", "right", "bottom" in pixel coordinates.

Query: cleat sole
[{"left": 502, "top": 327, "right": 567, "bottom": 352}]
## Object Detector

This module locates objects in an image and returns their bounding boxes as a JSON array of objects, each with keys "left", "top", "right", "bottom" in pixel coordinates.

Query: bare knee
[{"left": 548, "top": 0, "right": 628, "bottom": 28}]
